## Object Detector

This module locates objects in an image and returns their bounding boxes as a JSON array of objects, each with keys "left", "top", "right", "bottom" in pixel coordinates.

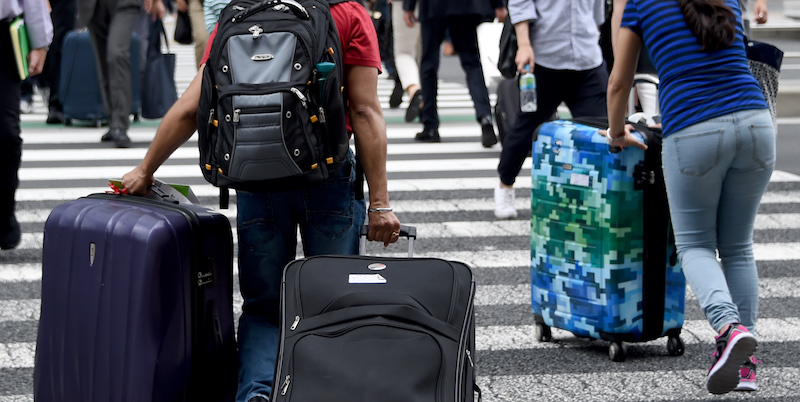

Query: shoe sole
[
  {"left": 734, "top": 381, "right": 757, "bottom": 392},
  {"left": 482, "top": 128, "right": 498, "bottom": 148},
  {"left": 706, "top": 335, "right": 757, "bottom": 395},
  {"left": 405, "top": 93, "right": 422, "bottom": 123}
]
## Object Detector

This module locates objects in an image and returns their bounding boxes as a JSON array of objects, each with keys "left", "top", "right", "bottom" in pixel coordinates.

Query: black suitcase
[
  {"left": 494, "top": 77, "right": 520, "bottom": 145},
  {"left": 271, "top": 226, "right": 479, "bottom": 402},
  {"left": 60, "top": 29, "right": 142, "bottom": 127},
  {"left": 34, "top": 192, "right": 238, "bottom": 401}
]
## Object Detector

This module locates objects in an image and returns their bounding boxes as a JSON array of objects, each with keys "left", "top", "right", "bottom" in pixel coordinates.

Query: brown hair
[{"left": 677, "top": 0, "right": 738, "bottom": 52}]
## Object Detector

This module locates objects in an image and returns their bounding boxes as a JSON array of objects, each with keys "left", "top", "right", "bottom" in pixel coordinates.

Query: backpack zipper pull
[
  {"left": 232, "top": 109, "right": 241, "bottom": 123},
  {"left": 290, "top": 88, "right": 307, "bottom": 108},
  {"left": 290, "top": 315, "right": 300, "bottom": 330}
]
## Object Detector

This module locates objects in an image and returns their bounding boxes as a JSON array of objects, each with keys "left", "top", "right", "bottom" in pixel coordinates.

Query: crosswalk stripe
[
  {"left": 3, "top": 318, "right": 799, "bottom": 370},
  {"left": 4, "top": 279, "right": 799, "bottom": 325}
]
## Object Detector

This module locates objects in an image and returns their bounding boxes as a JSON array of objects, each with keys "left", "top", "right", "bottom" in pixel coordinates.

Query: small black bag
[
  {"left": 746, "top": 39, "right": 783, "bottom": 122},
  {"left": 174, "top": 10, "right": 193, "bottom": 45},
  {"left": 497, "top": 17, "right": 517, "bottom": 79},
  {"left": 142, "top": 20, "right": 178, "bottom": 119}
]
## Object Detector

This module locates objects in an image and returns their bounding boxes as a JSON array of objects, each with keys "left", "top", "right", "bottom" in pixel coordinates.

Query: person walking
[
  {"left": 0, "top": 0, "right": 53, "bottom": 250},
  {"left": 42, "top": 0, "right": 76, "bottom": 124},
  {"left": 403, "top": 0, "right": 505, "bottom": 147},
  {"left": 77, "top": 0, "right": 162, "bottom": 147},
  {"left": 607, "top": 0, "right": 772, "bottom": 394},
  {"left": 494, "top": 0, "right": 608, "bottom": 219},
  {"left": 121, "top": 2, "right": 402, "bottom": 401},
  {"left": 390, "top": 0, "right": 423, "bottom": 123}
]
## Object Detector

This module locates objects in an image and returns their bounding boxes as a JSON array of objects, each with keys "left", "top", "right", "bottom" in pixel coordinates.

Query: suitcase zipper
[
  {"left": 290, "top": 315, "right": 300, "bottom": 331},
  {"left": 280, "top": 374, "right": 291, "bottom": 396}
]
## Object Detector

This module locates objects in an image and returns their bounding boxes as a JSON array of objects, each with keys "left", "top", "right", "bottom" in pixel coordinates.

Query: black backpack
[{"left": 197, "top": 0, "right": 350, "bottom": 195}]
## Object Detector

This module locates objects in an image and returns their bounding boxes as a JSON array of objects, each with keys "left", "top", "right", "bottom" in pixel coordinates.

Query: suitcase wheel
[
  {"left": 667, "top": 335, "right": 685, "bottom": 356},
  {"left": 534, "top": 323, "right": 552, "bottom": 342},
  {"left": 609, "top": 341, "right": 627, "bottom": 362}
]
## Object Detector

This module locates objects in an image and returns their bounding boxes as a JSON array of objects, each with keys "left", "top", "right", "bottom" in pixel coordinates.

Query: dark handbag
[
  {"left": 142, "top": 20, "right": 178, "bottom": 119},
  {"left": 746, "top": 39, "right": 783, "bottom": 121},
  {"left": 174, "top": 10, "right": 193, "bottom": 45},
  {"left": 497, "top": 17, "right": 517, "bottom": 79}
]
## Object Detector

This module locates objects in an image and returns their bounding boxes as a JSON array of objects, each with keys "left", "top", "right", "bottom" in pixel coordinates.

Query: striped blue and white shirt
[{"left": 622, "top": 0, "right": 767, "bottom": 136}]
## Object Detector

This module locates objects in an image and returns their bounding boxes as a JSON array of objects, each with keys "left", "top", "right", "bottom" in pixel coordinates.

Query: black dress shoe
[
  {"left": 106, "top": 128, "right": 132, "bottom": 148},
  {"left": 389, "top": 79, "right": 403, "bottom": 109},
  {"left": 101, "top": 129, "right": 113, "bottom": 142},
  {"left": 414, "top": 127, "right": 441, "bottom": 143},
  {"left": 405, "top": 91, "right": 422, "bottom": 123},
  {"left": 46, "top": 110, "right": 64, "bottom": 125},
  {"left": 479, "top": 115, "right": 498, "bottom": 148},
  {"left": 0, "top": 214, "right": 21, "bottom": 250}
]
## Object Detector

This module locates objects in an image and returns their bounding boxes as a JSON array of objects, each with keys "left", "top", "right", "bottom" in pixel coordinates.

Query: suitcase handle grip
[{"left": 359, "top": 225, "right": 416, "bottom": 257}]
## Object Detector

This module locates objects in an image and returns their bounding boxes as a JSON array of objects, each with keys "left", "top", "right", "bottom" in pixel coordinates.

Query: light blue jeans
[
  {"left": 234, "top": 149, "right": 365, "bottom": 402},
  {"left": 661, "top": 109, "right": 775, "bottom": 334}
]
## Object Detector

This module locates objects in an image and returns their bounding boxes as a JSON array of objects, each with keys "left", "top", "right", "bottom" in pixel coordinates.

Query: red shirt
[
  {"left": 200, "top": 2, "right": 381, "bottom": 72},
  {"left": 199, "top": 2, "right": 381, "bottom": 132}
]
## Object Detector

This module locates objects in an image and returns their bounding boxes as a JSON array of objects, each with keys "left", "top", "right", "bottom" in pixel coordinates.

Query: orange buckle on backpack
[
  {"left": 326, "top": 157, "right": 334, "bottom": 164},
  {"left": 205, "top": 164, "right": 212, "bottom": 170},
  {"left": 310, "top": 115, "right": 318, "bottom": 123},
  {"left": 311, "top": 163, "right": 319, "bottom": 169}
]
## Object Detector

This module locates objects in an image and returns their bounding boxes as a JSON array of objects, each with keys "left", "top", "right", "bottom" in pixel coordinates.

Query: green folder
[{"left": 9, "top": 17, "right": 30, "bottom": 80}]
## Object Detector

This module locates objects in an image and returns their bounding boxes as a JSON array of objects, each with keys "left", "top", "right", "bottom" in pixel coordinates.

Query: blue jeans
[
  {"left": 661, "top": 109, "right": 775, "bottom": 334},
  {"left": 234, "top": 150, "right": 366, "bottom": 402}
]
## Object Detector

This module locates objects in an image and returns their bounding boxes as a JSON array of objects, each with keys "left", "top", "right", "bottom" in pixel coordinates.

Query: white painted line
[
  {"left": 21, "top": 147, "right": 199, "bottom": 162},
  {"left": 474, "top": 278, "right": 800, "bottom": 307}
]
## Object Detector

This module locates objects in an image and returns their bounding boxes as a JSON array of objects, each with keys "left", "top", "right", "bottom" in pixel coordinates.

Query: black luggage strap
[
  {"left": 354, "top": 154, "right": 365, "bottom": 201},
  {"left": 635, "top": 126, "right": 671, "bottom": 340},
  {"left": 219, "top": 186, "right": 229, "bottom": 209}
]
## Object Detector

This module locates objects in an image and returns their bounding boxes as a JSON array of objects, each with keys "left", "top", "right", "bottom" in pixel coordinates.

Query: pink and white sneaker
[
  {"left": 735, "top": 356, "right": 761, "bottom": 391},
  {"left": 706, "top": 323, "right": 758, "bottom": 395}
]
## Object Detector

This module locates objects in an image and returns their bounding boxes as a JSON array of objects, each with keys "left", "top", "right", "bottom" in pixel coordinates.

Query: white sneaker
[
  {"left": 20, "top": 100, "right": 33, "bottom": 114},
  {"left": 494, "top": 184, "right": 517, "bottom": 219}
]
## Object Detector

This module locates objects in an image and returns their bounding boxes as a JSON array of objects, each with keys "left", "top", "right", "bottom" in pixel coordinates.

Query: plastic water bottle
[{"left": 519, "top": 66, "right": 537, "bottom": 113}]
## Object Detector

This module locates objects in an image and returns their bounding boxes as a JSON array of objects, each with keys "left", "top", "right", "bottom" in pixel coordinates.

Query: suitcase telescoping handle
[{"left": 359, "top": 225, "right": 416, "bottom": 257}]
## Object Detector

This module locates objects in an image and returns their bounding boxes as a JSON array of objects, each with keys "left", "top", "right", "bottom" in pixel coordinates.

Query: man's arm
[
  {"left": 508, "top": 0, "right": 536, "bottom": 73},
  {"left": 346, "top": 65, "right": 401, "bottom": 246},
  {"left": 121, "top": 64, "right": 204, "bottom": 194}
]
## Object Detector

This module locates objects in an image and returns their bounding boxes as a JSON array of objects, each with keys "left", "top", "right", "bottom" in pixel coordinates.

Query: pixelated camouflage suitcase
[{"left": 530, "top": 119, "right": 686, "bottom": 362}]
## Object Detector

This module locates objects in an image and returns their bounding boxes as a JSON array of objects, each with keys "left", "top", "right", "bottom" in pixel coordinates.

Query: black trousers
[
  {"left": 0, "top": 20, "right": 23, "bottom": 218},
  {"left": 43, "top": 0, "right": 77, "bottom": 113},
  {"left": 87, "top": 1, "right": 139, "bottom": 130},
  {"left": 419, "top": 15, "right": 492, "bottom": 129},
  {"left": 497, "top": 64, "right": 609, "bottom": 186}
]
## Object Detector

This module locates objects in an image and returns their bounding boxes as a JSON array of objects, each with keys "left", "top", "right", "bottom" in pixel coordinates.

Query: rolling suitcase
[
  {"left": 60, "top": 29, "right": 142, "bottom": 127},
  {"left": 530, "top": 119, "right": 686, "bottom": 362},
  {"left": 270, "top": 226, "right": 479, "bottom": 402},
  {"left": 34, "top": 192, "right": 238, "bottom": 401}
]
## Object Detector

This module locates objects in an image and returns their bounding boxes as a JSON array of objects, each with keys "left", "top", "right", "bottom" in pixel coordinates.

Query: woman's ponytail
[{"left": 677, "top": 0, "right": 738, "bottom": 52}]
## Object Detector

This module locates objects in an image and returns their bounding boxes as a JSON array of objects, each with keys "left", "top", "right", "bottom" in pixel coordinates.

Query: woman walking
[{"left": 606, "top": 0, "right": 773, "bottom": 395}]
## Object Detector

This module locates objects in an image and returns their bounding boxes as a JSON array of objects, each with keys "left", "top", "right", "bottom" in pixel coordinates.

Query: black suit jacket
[{"left": 403, "top": 0, "right": 502, "bottom": 22}]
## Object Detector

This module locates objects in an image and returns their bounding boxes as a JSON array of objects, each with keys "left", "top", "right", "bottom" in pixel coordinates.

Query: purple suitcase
[{"left": 34, "top": 193, "right": 237, "bottom": 401}]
